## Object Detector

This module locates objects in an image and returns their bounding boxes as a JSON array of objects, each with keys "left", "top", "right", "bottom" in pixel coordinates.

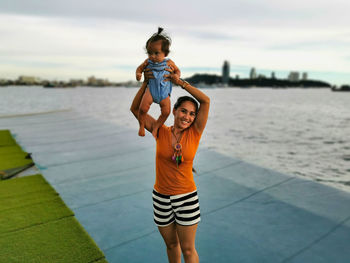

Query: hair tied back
[{"left": 157, "top": 27, "right": 164, "bottom": 35}]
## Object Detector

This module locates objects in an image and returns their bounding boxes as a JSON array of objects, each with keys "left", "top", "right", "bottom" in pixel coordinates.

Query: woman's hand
[
  {"left": 164, "top": 66, "right": 181, "bottom": 86},
  {"left": 143, "top": 68, "right": 154, "bottom": 82}
]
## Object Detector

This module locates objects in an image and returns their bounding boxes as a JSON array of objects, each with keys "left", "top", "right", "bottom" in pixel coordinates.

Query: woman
[{"left": 130, "top": 67, "right": 210, "bottom": 263}]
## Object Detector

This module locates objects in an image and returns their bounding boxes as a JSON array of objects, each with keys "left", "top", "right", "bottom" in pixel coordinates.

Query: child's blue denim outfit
[{"left": 147, "top": 58, "right": 172, "bottom": 104}]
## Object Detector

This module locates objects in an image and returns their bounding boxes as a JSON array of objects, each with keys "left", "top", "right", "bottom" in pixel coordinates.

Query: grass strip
[
  {"left": 0, "top": 174, "right": 54, "bottom": 198},
  {"left": 0, "top": 197, "right": 74, "bottom": 234},
  {"left": 0, "top": 130, "right": 17, "bottom": 146},
  {"left": 0, "top": 145, "right": 25, "bottom": 155},
  {"left": 0, "top": 189, "right": 58, "bottom": 211},
  {"left": 0, "top": 130, "right": 108, "bottom": 262},
  {"left": 0, "top": 164, "right": 35, "bottom": 180},
  {"left": 0, "top": 129, "right": 34, "bottom": 179},
  {"left": 0, "top": 152, "right": 28, "bottom": 159},
  {"left": 0, "top": 217, "right": 105, "bottom": 263},
  {"left": 94, "top": 259, "right": 109, "bottom": 263},
  {"left": 0, "top": 157, "right": 33, "bottom": 171}
]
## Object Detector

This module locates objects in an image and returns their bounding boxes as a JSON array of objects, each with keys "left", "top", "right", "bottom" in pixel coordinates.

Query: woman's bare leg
[
  {"left": 138, "top": 88, "right": 153, "bottom": 136},
  {"left": 158, "top": 223, "right": 181, "bottom": 263},
  {"left": 176, "top": 224, "right": 199, "bottom": 263},
  {"left": 152, "top": 96, "right": 171, "bottom": 138}
]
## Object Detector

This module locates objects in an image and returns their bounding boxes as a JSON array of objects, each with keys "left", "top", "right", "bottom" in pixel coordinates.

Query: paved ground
[{"left": 1, "top": 110, "right": 349, "bottom": 263}]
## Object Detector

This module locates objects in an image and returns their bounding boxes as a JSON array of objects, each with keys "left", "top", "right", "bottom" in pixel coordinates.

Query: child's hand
[
  {"left": 136, "top": 72, "right": 142, "bottom": 81},
  {"left": 136, "top": 59, "right": 149, "bottom": 81}
]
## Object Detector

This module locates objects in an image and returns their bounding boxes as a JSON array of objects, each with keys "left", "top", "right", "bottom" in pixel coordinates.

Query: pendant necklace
[{"left": 171, "top": 127, "right": 184, "bottom": 167}]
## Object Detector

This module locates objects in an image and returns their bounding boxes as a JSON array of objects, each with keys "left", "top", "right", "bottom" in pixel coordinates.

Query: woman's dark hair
[
  {"left": 174, "top": 96, "right": 199, "bottom": 114},
  {"left": 145, "top": 27, "right": 171, "bottom": 56}
]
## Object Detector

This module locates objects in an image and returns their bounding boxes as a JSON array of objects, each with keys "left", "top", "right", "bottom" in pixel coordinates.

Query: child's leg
[
  {"left": 138, "top": 87, "right": 153, "bottom": 136},
  {"left": 152, "top": 96, "right": 171, "bottom": 138}
]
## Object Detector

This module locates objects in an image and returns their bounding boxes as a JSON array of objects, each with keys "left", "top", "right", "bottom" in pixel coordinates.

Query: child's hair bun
[
  {"left": 157, "top": 27, "right": 164, "bottom": 35},
  {"left": 145, "top": 27, "right": 171, "bottom": 56}
]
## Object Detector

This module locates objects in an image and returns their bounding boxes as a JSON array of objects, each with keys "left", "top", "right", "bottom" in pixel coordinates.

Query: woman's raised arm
[
  {"left": 130, "top": 81, "right": 147, "bottom": 118},
  {"left": 165, "top": 69, "right": 210, "bottom": 134}
]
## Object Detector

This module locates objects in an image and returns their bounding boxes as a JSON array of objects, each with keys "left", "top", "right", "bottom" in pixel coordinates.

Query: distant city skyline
[
  {"left": 0, "top": 62, "right": 348, "bottom": 87},
  {"left": 0, "top": 0, "right": 349, "bottom": 85},
  {"left": 1, "top": 65, "right": 330, "bottom": 87}
]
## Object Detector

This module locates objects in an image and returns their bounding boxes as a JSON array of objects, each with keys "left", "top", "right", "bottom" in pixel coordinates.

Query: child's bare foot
[
  {"left": 152, "top": 124, "right": 160, "bottom": 139},
  {"left": 138, "top": 125, "right": 145, "bottom": 137}
]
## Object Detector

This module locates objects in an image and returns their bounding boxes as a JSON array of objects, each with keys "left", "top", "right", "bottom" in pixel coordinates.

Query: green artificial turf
[
  {"left": 0, "top": 130, "right": 17, "bottom": 146},
  {"left": 0, "top": 190, "right": 58, "bottom": 211},
  {"left": 0, "top": 145, "right": 24, "bottom": 155},
  {"left": 1, "top": 151, "right": 28, "bottom": 159},
  {"left": 1, "top": 165, "right": 34, "bottom": 180},
  {"left": 0, "top": 174, "right": 53, "bottom": 199},
  {"left": 0, "top": 197, "right": 74, "bottom": 234},
  {"left": 95, "top": 259, "right": 109, "bottom": 263},
  {"left": 0, "top": 131, "right": 108, "bottom": 262},
  {"left": 0, "top": 129, "right": 34, "bottom": 179},
  {"left": 0, "top": 217, "right": 105, "bottom": 263},
  {"left": 0, "top": 157, "right": 33, "bottom": 171},
  {"left": 0, "top": 175, "right": 108, "bottom": 262}
]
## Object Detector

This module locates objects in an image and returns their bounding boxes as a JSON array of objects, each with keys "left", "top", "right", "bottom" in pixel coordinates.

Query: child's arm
[
  {"left": 136, "top": 59, "right": 149, "bottom": 81},
  {"left": 167, "top": 59, "right": 181, "bottom": 78}
]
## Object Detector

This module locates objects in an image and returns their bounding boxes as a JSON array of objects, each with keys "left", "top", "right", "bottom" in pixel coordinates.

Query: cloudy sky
[{"left": 1, "top": 0, "right": 349, "bottom": 85}]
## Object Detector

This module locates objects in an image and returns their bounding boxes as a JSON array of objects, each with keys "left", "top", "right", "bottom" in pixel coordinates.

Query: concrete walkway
[{"left": 1, "top": 111, "right": 349, "bottom": 263}]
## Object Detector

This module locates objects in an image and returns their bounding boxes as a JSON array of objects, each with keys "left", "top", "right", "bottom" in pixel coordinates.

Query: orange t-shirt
[{"left": 154, "top": 125, "right": 202, "bottom": 195}]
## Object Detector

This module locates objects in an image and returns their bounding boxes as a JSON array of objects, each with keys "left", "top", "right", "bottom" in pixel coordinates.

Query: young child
[{"left": 136, "top": 27, "right": 181, "bottom": 138}]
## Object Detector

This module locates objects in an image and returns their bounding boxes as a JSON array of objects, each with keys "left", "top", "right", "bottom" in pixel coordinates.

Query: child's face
[{"left": 147, "top": 40, "right": 166, "bottom": 63}]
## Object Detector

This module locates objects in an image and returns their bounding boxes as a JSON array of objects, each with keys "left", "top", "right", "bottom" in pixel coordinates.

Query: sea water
[{"left": 1, "top": 86, "right": 349, "bottom": 192}]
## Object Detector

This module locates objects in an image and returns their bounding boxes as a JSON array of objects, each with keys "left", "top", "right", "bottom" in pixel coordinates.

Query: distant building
[
  {"left": 87, "top": 76, "right": 109, "bottom": 86},
  {"left": 235, "top": 75, "right": 240, "bottom": 80},
  {"left": 121, "top": 81, "right": 140, "bottom": 87},
  {"left": 271, "top": 72, "right": 276, "bottom": 79},
  {"left": 288, "top": 71, "right": 300, "bottom": 82},
  {"left": 250, "top": 67, "right": 257, "bottom": 79},
  {"left": 17, "top": 76, "right": 40, "bottom": 85},
  {"left": 87, "top": 76, "right": 97, "bottom": 85},
  {"left": 70, "top": 79, "right": 84, "bottom": 86},
  {"left": 302, "top": 72, "right": 308, "bottom": 81},
  {"left": 222, "top": 61, "right": 230, "bottom": 85}
]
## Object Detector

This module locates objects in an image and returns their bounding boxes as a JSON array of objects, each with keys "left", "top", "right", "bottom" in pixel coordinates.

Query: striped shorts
[{"left": 152, "top": 189, "right": 201, "bottom": 227}]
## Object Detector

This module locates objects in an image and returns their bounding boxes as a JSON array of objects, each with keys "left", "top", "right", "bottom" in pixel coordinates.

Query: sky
[{"left": 0, "top": 0, "right": 349, "bottom": 85}]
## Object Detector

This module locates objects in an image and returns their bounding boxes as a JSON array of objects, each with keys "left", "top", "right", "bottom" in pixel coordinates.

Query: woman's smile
[{"left": 180, "top": 118, "right": 191, "bottom": 126}]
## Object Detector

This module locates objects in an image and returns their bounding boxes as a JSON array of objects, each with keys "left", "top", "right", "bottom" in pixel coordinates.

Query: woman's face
[{"left": 173, "top": 101, "right": 196, "bottom": 130}]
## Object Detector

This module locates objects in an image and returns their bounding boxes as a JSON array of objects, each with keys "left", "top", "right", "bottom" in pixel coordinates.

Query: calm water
[{"left": 1, "top": 86, "right": 349, "bottom": 192}]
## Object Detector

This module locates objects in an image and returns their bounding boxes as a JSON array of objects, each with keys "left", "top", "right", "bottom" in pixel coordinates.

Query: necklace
[{"left": 171, "top": 127, "right": 184, "bottom": 167}]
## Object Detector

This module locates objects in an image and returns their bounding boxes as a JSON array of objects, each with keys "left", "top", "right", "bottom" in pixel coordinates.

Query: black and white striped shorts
[{"left": 152, "top": 189, "right": 201, "bottom": 227}]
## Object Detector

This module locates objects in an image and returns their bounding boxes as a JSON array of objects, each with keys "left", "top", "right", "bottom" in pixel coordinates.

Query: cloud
[
  {"left": 1, "top": 0, "right": 349, "bottom": 28},
  {"left": 0, "top": 14, "right": 147, "bottom": 59},
  {"left": 267, "top": 35, "right": 350, "bottom": 51},
  {"left": 0, "top": 1, "right": 349, "bottom": 84},
  {"left": 185, "top": 30, "right": 235, "bottom": 41}
]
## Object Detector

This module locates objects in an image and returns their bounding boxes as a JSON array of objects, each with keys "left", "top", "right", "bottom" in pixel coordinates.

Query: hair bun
[{"left": 157, "top": 27, "right": 164, "bottom": 35}]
